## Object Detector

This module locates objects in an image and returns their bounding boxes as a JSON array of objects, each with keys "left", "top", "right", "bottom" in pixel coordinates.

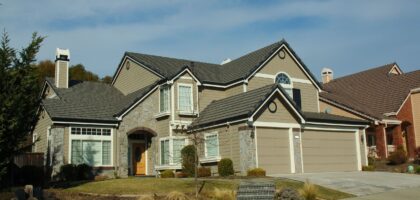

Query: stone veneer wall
[
  {"left": 238, "top": 126, "right": 256, "bottom": 175},
  {"left": 50, "top": 126, "right": 65, "bottom": 180}
]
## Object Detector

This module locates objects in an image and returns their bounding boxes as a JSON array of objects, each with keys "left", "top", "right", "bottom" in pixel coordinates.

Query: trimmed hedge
[
  {"left": 218, "top": 158, "right": 234, "bottom": 177},
  {"left": 198, "top": 167, "right": 211, "bottom": 177},
  {"left": 247, "top": 168, "right": 266, "bottom": 177},
  {"left": 161, "top": 170, "right": 175, "bottom": 178},
  {"left": 181, "top": 145, "right": 196, "bottom": 177},
  {"left": 362, "top": 165, "right": 375, "bottom": 171},
  {"left": 388, "top": 145, "right": 408, "bottom": 165},
  {"left": 60, "top": 163, "right": 93, "bottom": 181},
  {"left": 416, "top": 166, "right": 420, "bottom": 174},
  {"left": 19, "top": 165, "right": 44, "bottom": 186}
]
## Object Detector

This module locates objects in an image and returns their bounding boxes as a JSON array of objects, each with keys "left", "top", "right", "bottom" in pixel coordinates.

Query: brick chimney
[
  {"left": 55, "top": 48, "right": 70, "bottom": 88},
  {"left": 321, "top": 67, "right": 333, "bottom": 84}
]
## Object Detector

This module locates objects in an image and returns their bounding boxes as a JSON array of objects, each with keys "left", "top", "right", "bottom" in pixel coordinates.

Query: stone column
[
  {"left": 375, "top": 125, "right": 387, "bottom": 159},
  {"left": 239, "top": 126, "right": 256, "bottom": 175}
]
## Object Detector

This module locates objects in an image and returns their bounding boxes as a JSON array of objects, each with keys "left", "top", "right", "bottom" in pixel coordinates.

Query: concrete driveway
[{"left": 275, "top": 172, "right": 420, "bottom": 196}]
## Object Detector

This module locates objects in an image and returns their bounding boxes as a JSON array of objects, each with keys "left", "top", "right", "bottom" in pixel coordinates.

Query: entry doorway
[{"left": 132, "top": 143, "right": 146, "bottom": 175}]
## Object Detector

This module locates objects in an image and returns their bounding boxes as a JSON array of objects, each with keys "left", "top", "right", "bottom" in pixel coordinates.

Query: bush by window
[
  {"left": 388, "top": 145, "right": 408, "bottom": 165},
  {"left": 218, "top": 158, "right": 234, "bottom": 177},
  {"left": 247, "top": 168, "right": 266, "bottom": 177}
]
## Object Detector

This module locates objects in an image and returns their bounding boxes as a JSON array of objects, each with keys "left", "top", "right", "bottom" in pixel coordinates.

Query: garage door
[
  {"left": 257, "top": 127, "right": 291, "bottom": 175},
  {"left": 302, "top": 130, "right": 358, "bottom": 172}
]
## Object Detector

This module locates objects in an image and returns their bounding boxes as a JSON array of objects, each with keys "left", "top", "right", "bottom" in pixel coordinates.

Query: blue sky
[{"left": 1, "top": 0, "right": 419, "bottom": 79}]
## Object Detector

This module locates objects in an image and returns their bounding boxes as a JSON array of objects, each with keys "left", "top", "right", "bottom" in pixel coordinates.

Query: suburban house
[
  {"left": 32, "top": 40, "right": 370, "bottom": 178},
  {"left": 319, "top": 64, "right": 420, "bottom": 159}
]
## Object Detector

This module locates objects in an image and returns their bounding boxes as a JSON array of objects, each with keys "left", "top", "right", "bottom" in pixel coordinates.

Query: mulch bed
[{"left": 372, "top": 160, "right": 419, "bottom": 173}]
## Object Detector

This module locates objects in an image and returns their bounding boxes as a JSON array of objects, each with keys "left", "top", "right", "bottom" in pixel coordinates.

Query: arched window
[{"left": 275, "top": 73, "right": 293, "bottom": 97}]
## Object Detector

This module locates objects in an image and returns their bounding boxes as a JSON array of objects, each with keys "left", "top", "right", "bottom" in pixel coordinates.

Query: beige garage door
[
  {"left": 257, "top": 127, "right": 291, "bottom": 175},
  {"left": 302, "top": 130, "right": 358, "bottom": 172}
]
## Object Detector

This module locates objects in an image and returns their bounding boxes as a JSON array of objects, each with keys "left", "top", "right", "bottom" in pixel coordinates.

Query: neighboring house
[
  {"left": 32, "top": 40, "right": 369, "bottom": 178},
  {"left": 319, "top": 64, "right": 420, "bottom": 159}
]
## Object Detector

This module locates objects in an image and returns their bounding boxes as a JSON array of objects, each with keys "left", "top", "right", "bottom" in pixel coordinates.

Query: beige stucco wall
[
  {"left": 319, "top": 101, "right": 364, "bottom": 120},
  {"left": 254, "top": 93, "right": 299, "bottom": 124},
  {"left": 411, "top": 92, "right": 420, "bottom": 146},
  {"left": 113, "top": 59, "right": 160, "bottom": 95},
  {"left": 33, "top": 109, "right": 52, "bottom": 153},
  {"left": 255, "top": 127, "right": 291, "bottom": 174},
  {"left": 301, "top": 129, "right": 358, "bottom": 172}
]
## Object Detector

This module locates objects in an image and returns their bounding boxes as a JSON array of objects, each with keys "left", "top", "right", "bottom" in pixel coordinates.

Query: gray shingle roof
[
  {"left": 125, "top": 40, "right": 321, "bottom": 87},
  {"left": 191, "top": 84, "right": 368, "bottom": 129},
  {"left": 42, "top": 78, "right": 158, "bottom": 123},
  {"left": 321, "top": 63, "right": 420, "bottom": 120}
]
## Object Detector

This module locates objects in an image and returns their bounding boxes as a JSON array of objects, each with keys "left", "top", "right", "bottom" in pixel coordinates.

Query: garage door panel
[
  {"left": 302, "top": 130, "right": 358, "bottom": 172},
  {"left": 257, "top": 128, "right": 291, "bottom": 175}
]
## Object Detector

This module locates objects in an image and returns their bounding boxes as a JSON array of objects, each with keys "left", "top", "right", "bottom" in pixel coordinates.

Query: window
[
  {"left": 161, "top": 139, "right": 170, "bottom": 165},
  {"left": 70, "top": 127, "right": 112, "bottom": 166},
  {"left": 71, "top": 127, "right": 111, "bottom": 136},
  {"left": 205, "top": 133, "right": 219, "bottom": 158},
  {"left": 178, "top": 84, "right": 192, "bottom": 112},
  {"left": 386, "top": 128, "right": 393, "bottom": 145},
  {"left": 367, "top": 133, "right": 376, "bottom": 147},
  {"left": 32, "top": 133, "right": 37, "bottom": 152},
  {"left": 160, "top": 86, "right": 170, "bottom": 113},
  {"left": 160, "top": 138, "right": 187, "bottom": 165},
  {"left": 275, "top": 73, "right": 293, "bottom": 98},
  {"left": 173, "top": 139, "right": 185, "bottom": 164}
]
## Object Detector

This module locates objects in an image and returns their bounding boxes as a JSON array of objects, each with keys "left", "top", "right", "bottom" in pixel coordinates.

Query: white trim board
[
  {"left": 53, "top": 121, "right": 119, "bottom": 127},
  {"left": 253, "top": 121, "right": 301, "bottom": 129},
  {"left": 255, "top": 73, "right": 312, "bottom": 84}
]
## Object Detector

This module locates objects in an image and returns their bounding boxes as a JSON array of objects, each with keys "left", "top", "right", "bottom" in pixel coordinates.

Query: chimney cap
[
  {"left": 321, "top": 67, "right": 333, "bottom": 75},
  {"left": 56, "top": 48, "right": 70, "bottom": 61}
]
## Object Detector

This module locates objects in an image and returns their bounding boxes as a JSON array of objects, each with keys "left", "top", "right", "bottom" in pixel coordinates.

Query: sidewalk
[{"left": 345, "top": 186, "right": 420, "bottom": 200}]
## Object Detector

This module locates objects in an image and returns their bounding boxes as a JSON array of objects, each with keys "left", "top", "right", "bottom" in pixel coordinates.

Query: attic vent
[
  {"left": 126, "top": 61, "right": 130, "bottom": 70},
  {"left": 221, "top": 58, "right": 231, "bottom": 65},
  {"left": 278, "top": 49, "right": 286, "bottom": 59}
]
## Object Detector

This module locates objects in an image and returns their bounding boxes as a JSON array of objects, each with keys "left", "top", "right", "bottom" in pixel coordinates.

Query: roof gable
[{"left": 321, "top": 63, "right": 420, "bottom": 120}]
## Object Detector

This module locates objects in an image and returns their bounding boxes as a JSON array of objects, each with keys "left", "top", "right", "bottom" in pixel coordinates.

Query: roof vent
[
  {"left": 221, "top": 58, "right": 231, "bottom": 65},
  {"left": 321, "top": 67, "right": 333, "bottom": 84}
]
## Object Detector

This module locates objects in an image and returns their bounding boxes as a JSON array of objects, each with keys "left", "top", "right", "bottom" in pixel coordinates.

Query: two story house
[{"left": 32, "top": 40, "right": 369, "bottom": 177}]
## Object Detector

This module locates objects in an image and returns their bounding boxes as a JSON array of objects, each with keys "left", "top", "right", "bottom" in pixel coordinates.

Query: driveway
[{"left": 275, "top": 172, "right": 420, "bottom": 196}]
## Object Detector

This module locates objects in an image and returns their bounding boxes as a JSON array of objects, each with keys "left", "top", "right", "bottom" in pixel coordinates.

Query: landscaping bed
[{"left": 41, "top": 177, "right": 354, "bottom": 200}]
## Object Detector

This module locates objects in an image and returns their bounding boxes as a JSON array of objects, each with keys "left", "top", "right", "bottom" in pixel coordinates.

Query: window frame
[
  {"left": 159, "top": 85, "right": 170, "bottom": 114},
  {"left": 159, "top": 136, "right": 188, "bottom": 166},
  {"left": 204, "top": 132, "right": 220, "bottom": 158},
  {"left": 69, "top": 126, "right": 114, "bottom": 167},
  {"left": 177, "top": 83, "right": 194, "bottom": 113},
  {"left": 274, "top": 72, "right": 293, "bottom": 98}
]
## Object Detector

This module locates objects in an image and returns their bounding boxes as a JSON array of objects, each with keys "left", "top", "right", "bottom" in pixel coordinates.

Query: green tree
[
  {"left": 0, "top": 31, "right": 44, "bottom": 180},
  {"left": 35, "top": 59, "right": 55, "bottom": 84},
  {"left": 101, "top": 75, "right": 113, "bottom": 84},
  {"left": 69, "top": 64, "right": 99, "bottom": 82}
]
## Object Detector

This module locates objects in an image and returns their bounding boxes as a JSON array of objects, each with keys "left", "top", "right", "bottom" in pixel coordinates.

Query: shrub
[
  {"left": 362, "top": 165, "right": 375, "bottom": 171},
  {"left": 218, "top": 158, "right": 234, "bottom": 177},
  {"left": 94, "top": 175, "right": 109, "bottom": 182},
  {"left": 166, "top": 191, "right": 189, "bottom": 200},
  {"left": 198, "top": 167, "right": 211, "bottom": 177},
  {"left": 175, "top": 171, "right": 188, "bottom": 178},
  {"left": 275, "top": 187, "right": 302, "bottom": 200},
  {"left": 368, "top": 156, "right": 376, "bottom": 166},
  {"left": 247, "top": 168, "right": 266, "bottom": 177},
  {"left": 181, "top": 145, "right": 196, "bottom": 177},
  {"left": 415, "top": 146, "right": 420, "bottom": 163},
  {"left": 161, "top": 170, "right": 175, "bottom": 178},
  {"left": 20, "top": 165, "right": 44, "bottom": 186},
  {"left": 212, "top": 188, "right": 236, "bottom": 200},
  {"left": 416, "top": 166, "right": 420, "bottom": 174},
  {"left": 299, "top": 181, "right": 318, "bottom": 200},
  {"left": 388, "top": 145, "right": 408, "bottom": 165},
  {"left": 60, "top": 164, "right": 77, "bottom": 181},
  {"left": 76, "top": 163, "right": 93, "bottom": 180}
]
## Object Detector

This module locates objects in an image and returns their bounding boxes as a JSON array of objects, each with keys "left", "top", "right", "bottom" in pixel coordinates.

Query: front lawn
[{"left": 47, "top": 177, "right": 354, "bottom": 199}]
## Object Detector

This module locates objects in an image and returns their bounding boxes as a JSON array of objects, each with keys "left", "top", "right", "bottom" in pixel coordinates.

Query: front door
[{"left": 132, "top": 143, "right": 146, "bottom": 175}]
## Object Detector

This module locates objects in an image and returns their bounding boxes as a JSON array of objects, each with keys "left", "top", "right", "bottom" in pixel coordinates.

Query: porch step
[{"left": 237, "top": 181, "right": 275, "bottom": 200}]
